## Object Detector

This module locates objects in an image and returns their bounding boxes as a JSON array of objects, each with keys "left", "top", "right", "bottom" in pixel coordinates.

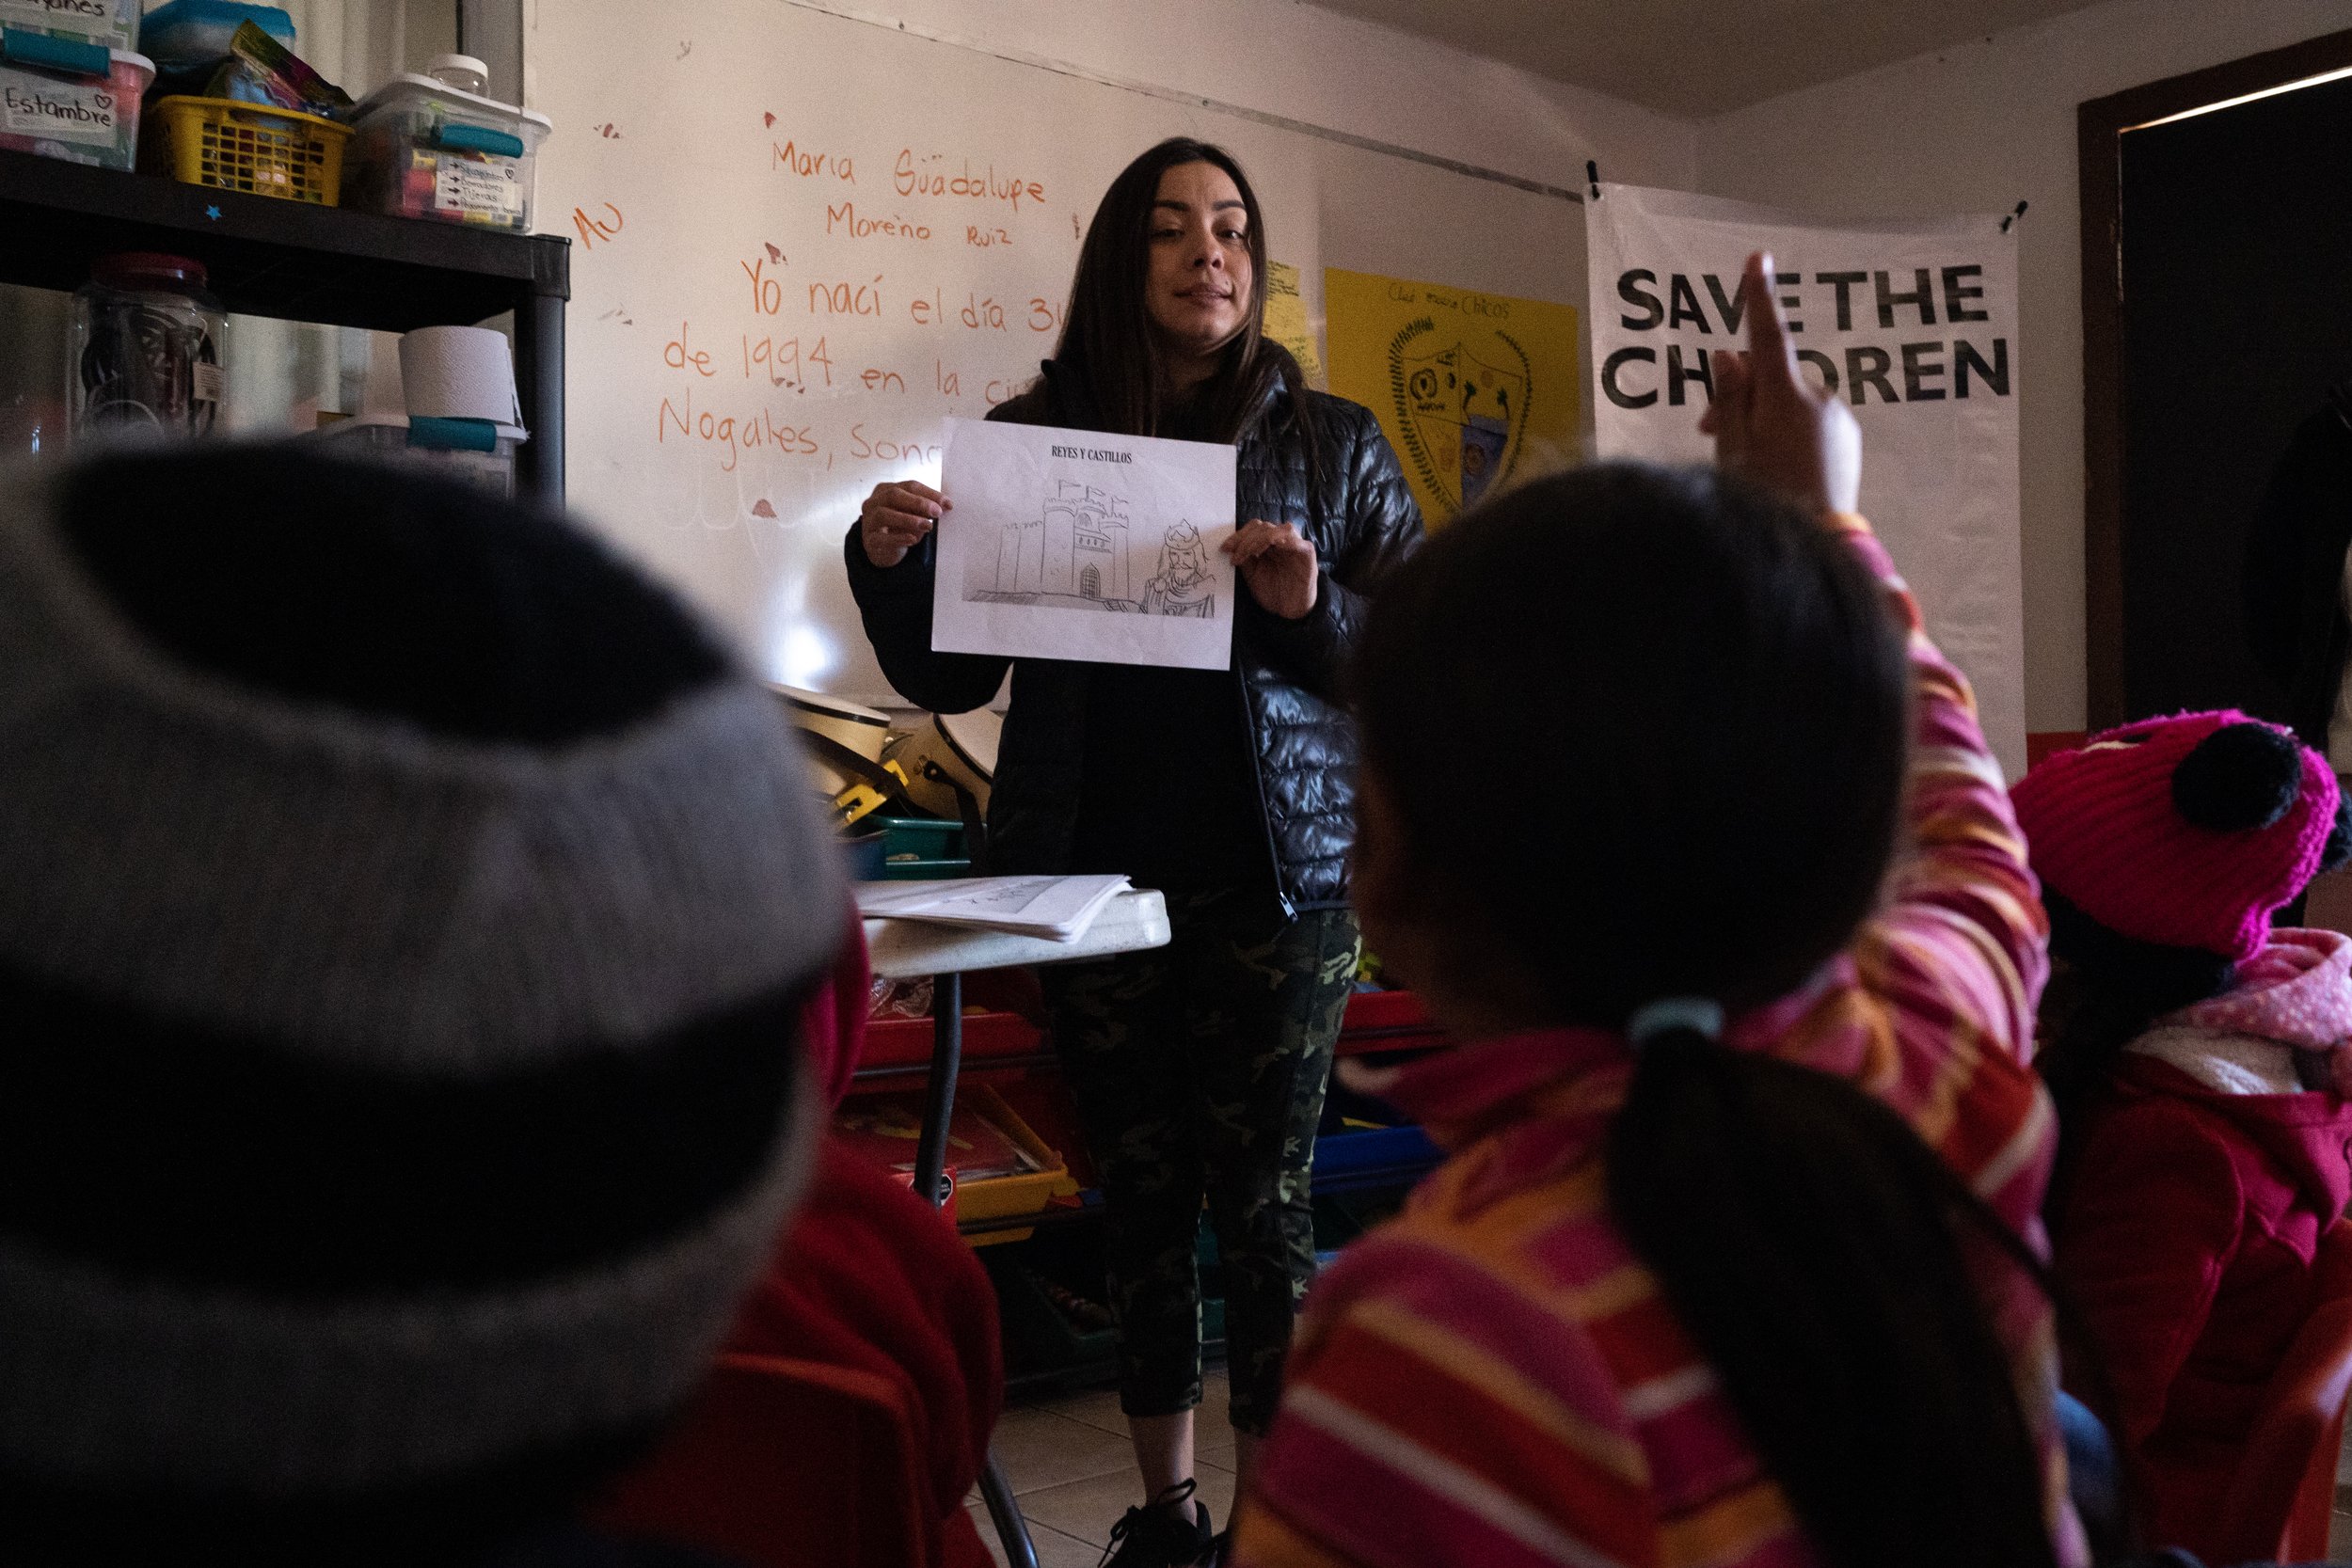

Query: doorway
[{"left": 2081, "top": 31, "right": 2352, "bottom": 727}]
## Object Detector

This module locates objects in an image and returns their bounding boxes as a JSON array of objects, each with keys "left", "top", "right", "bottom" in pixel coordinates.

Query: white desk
[
  {"left": 855, "top": 886, "right": 1170, "bottom": 1199},
  {"left": 855, "top": 884, "right": 1169, "bottom": 1568},
  {"left": 862, "top": 886, "right": 1172, "bottom": 981}
]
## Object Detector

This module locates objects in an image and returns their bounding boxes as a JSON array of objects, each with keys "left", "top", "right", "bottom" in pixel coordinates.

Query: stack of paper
[{"left": 856, "top": 874, "right": 1132, "bottom": 942}]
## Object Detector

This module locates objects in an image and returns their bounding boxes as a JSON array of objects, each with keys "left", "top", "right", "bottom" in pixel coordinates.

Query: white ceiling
[{"left": 1303, "top": 0, "right": 2116, "bottom": 116}]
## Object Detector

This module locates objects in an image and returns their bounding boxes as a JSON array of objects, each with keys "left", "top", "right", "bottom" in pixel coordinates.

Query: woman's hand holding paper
[
  {"left": 1225, "top": 518, "right": 1319, "bottom": 620},
  {"left": 859, "top": 480, "right": 950, "bottom": 568}
]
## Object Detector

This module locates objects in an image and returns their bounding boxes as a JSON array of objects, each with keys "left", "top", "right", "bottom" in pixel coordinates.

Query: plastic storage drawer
[
  {"left": 868, "top": 816, "right": 972, "bottom": 880},
  {"left": 0, "top": 0, "right": 138, "bottom": 51},
  {"left": 342, "top": 71, "right": 549, "bottom": 230},
  {"left": 857, "top": 1009, "right": 1043, "bottom": 1073},
  {"left": 0, "top": 38, "right": 149, "bottom": 169},
  {"left": 301, "top": 411, "right": 526, "bottom": 498}
]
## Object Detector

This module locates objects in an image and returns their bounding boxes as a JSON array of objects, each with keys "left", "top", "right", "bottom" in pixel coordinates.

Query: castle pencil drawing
[
  {"left": 993, "top": 479, "right": 1133, "bottom": 602},
  {"left": 966, "top": 479, "right": 1215, "bottom": 618}
]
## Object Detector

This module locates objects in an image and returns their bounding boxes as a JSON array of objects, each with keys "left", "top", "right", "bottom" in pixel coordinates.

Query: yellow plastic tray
[
  {"left": 954, "top": 1086, "right": 1078, "bottom": 1248},
  {"left": 147, "top": 96, "right": 349, "bottom": 205}
]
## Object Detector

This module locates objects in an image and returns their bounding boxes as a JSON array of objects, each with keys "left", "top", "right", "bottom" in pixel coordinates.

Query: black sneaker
[{"left": 1100, "top": 1479, "right": 1214, "bottom": 1567}]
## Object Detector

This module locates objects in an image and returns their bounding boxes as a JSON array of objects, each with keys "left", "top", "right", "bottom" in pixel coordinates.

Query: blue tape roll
[
  {"left": 430, "top": 122, "right": 527, "bottom": 159},
  {"left": 1, "top": 28, "right": 112, "bottom": 78},
  {"left": 405, "top": 416, "right": 501, "bottom": 453}
]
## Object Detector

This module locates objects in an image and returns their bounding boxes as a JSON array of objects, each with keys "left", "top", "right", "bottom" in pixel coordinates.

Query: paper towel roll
[{"left": 399, "top": 326, "right": 520, "bottom": 424}]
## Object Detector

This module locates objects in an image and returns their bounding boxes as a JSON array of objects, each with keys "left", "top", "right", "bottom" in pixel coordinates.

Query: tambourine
[
  {"left": 769, "top": 685, "right": 891, "bottom": 790},
  {"left": 887, "top": 709, "right": 1000, "bottom": 820},
  {"left": 766, "top": 684, "right": 907, "bottom": 828}
]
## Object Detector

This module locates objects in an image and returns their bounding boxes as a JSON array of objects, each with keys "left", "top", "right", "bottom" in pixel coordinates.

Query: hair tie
[{"left": 1627, "top": 997, "right": 1724, "bottom": 1046}]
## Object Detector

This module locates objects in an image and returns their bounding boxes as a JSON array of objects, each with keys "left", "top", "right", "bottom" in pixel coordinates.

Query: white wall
[
  {"left": 515, "top": 0, "right": 2352, "bottom": 734},
  {"left": 708, "top": 0, "right": 1700, "bottom": 198},
  {"left": 1697, "top": 0, "right": 2352, "bottom": 735},
  {"left": 521, "top": 0, "right": 1677, "bottom": 704}
]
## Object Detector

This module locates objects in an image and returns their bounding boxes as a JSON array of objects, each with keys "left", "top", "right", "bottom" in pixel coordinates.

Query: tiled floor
[
  {"left": 969, "top": 1371, "right": 1234, "bottom": 1567},
  {"left": 973, "top": 1372, "right": 2352, "bottom": 1564}
]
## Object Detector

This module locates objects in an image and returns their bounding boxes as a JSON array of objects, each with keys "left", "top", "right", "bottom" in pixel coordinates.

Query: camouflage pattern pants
[{"left": 1044, "top": 888, "right": 1359, "bottom": 1436}]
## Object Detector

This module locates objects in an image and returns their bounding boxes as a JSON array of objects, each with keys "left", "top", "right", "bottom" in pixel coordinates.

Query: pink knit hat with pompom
[{"left": 2010, "top": 710, "right": 2340, "bottom": 962}]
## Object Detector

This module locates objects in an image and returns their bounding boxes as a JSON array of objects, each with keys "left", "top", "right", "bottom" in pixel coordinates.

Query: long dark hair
[
  {"left": 1353, "top": 464, "right": 2060, "bottom": 1568},
  {"left": 1056, "top": 139, "right": 1312, "bottom": 459},
  {"left": 2035, "top": 893, "right": 2236, "bottom": 1205}
]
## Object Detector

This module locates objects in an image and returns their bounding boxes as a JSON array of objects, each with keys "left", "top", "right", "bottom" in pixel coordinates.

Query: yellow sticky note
[
  {"left": 1326, "top": 269, "right": 1580, "bottom": 526},
  {"left": 1263, "top": 261, "right": 1325, "bottom": 390}
]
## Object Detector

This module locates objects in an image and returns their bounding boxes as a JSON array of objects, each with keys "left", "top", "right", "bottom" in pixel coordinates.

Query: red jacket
[
  {"left": 723, "top": 1137, "right": 1001, "bottom": 1568},
  {"left": 2055, "top": 1053, "right": 2352, "bottom": 1560},
  {"left": 601, "top": 923, "right": 1000, "bottom": 1568},
  {"left": 720, "top": 916, "right": 999, "bottom": 1568},
  {"left": 799, "top": 902, "right": 873, "bottom": 1109}
]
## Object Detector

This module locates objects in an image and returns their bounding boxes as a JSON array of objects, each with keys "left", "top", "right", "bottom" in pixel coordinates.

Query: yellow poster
[
  {"left": 1263, "top": 261, "right": 1325, "bottom": 389},
  {"left": 1325, "top": 269, "right": 1580, "bottom": 525}
]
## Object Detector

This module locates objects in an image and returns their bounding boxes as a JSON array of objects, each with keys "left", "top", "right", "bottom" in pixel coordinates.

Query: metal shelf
[{"left": 0, "top": 149, "right": 568, "bottom": 502}]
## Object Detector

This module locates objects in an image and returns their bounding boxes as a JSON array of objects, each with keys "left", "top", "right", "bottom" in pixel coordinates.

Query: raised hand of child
[{"left": 1701, "top": 250, "right": 1862, "bottom": 517}]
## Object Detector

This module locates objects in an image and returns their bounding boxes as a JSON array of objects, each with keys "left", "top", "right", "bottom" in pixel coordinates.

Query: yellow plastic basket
[{"left": 146, "top": 96, "right": 350, "bottom": 206}]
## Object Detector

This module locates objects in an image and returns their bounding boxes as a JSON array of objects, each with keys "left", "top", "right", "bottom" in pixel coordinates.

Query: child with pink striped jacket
[{"left": 1234, "top": 254, "right": 2083, "bottom": 1568}]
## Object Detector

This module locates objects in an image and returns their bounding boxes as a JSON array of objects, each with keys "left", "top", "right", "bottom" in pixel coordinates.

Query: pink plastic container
[{"left": 0, "top": 46, "right": 151, "bottom": 169}]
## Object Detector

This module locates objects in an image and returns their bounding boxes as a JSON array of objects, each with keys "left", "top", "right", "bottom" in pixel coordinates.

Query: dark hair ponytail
[
  {"left": 1609, "top": 1034, "right": 2059, "bottom": 1568},
  {"left": 1355, "top": 464, "right": 2058, "bottom": 1568}
]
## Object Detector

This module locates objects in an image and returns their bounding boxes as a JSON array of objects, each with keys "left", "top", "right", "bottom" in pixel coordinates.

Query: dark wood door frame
[{"left": 2081, "top": 29, "right": 2352, "bottom": 727}]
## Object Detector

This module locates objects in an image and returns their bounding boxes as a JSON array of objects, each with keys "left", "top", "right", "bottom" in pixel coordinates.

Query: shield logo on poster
[
  {"left": 1390, "top": 322, "right": 1532, "bottom": 514},
  {"left": 1325, "top": 270, "right": 1579, "bottom": 529}
]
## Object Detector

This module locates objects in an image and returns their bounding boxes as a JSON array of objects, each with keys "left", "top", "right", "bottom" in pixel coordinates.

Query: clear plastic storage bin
[
  {"left": 342, "top": 66, "right": 550, "bottom": 231},
  {"left": 0, "top": 39, "right": 150, "bottom": 168},
  {"left": 0, "top": 0, "right": 140, "bottom": 52},
  {"left": 138, "top": 1, "right": 294, "bottom": 75},
  {"left": 304, "top": 412, "right": 527, "bottom": 499}
]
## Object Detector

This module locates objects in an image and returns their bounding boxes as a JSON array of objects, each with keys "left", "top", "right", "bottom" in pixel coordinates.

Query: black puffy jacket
[{"left": 843, "top": 359, "right": 1422, "bottom": 914}]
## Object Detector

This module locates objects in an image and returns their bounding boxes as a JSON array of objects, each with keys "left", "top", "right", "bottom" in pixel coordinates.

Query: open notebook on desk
[{"left": 855, "top": 875, "right": 1133, "bottom": 942}]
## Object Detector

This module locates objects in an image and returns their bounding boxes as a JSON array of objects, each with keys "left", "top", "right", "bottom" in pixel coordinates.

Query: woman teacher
[{"left": 846, "top": 137, "right": 1421, "bottom": 1568}]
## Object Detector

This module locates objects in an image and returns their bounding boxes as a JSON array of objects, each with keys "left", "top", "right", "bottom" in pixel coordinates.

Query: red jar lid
[{"left": 92, "top": 253, "right": 209, "bottom": 290}]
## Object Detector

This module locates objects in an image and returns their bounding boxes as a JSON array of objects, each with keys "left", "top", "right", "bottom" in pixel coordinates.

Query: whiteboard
[{"left": 529, "top": 0, "right": 1583, "bottom": 704}]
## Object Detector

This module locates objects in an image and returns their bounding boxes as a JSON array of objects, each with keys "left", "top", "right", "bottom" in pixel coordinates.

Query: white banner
[{"left": 1586, "top": 182, "right": 2026, "bottom": 778}]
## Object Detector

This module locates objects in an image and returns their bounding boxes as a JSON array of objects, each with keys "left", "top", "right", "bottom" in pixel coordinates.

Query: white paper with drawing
[{"left": 931, "top": 417, "right": 1238, "bottom": 671}]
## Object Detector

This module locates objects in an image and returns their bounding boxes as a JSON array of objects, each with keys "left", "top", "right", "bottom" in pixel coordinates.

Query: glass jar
[{"left": 67, "top": 253, "right": 227, "bottom": 444}]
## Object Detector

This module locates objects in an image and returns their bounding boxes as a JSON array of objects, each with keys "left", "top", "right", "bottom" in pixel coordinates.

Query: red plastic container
[
  {"left": 1336, "top": 989, "right": 1447, "bottom": 1056},
  {"left": 856, "top": 1009, "right": 1043, "bottom": 1073}
]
